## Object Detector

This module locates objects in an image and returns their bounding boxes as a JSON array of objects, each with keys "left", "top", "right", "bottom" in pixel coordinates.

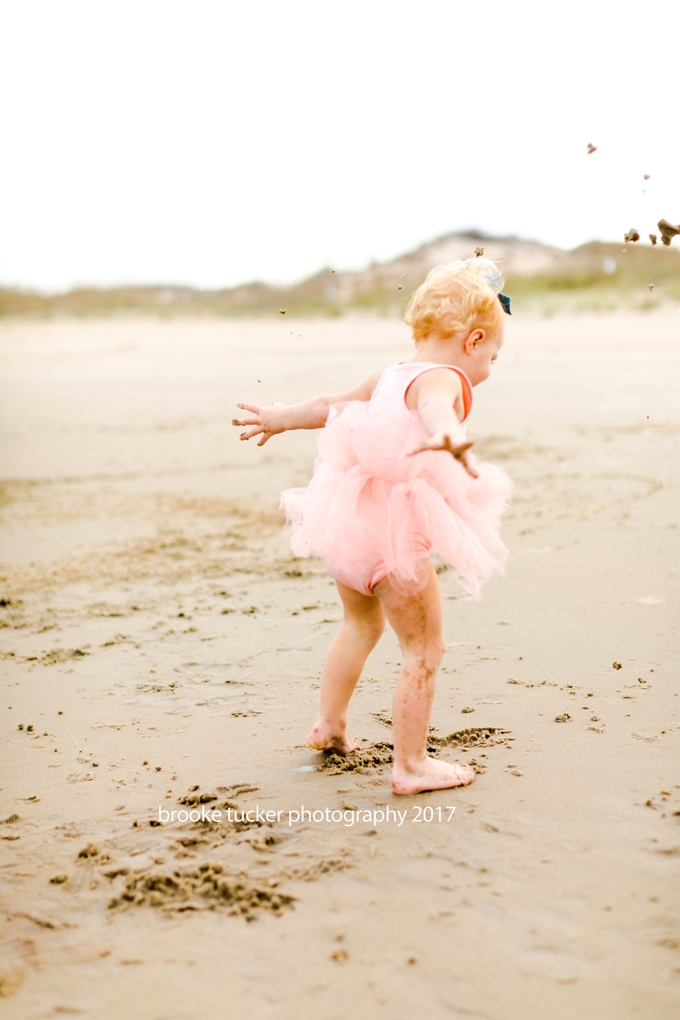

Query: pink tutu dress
[{"left": 280, "top": 362, "right": 512, "bottom": 598}]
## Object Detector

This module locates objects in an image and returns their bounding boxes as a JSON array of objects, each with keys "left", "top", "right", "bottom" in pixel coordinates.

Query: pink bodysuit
[{"left": 280, "top": 361, "right": 511, "bottom": 598}]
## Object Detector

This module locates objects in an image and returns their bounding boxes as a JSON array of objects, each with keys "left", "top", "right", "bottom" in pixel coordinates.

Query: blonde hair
[{"left": 404, "top": 258, "right": 505, "bottom": 342}]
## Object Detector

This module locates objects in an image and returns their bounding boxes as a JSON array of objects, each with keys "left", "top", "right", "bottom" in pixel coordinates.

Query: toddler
[{"left": 233, "top": 259, "right": 512, "bottom": 794}]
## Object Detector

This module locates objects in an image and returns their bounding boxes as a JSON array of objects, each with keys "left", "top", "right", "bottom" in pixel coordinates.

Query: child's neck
[{"left": 409, "top": 334, "right": 465, "bottom": 367}]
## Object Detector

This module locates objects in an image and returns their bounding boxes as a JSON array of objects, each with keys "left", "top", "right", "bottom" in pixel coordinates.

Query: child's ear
[{"left": 464, "top": 329, "right": 486, "bottom": 354}]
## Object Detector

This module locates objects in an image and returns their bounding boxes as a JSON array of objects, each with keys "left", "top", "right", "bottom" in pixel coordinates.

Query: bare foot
[
  {"left": 391, "top": 757, "right": 475, "bottom": 795},
  {"left": 306, "top": 718, "right": 357, "bottom": 756}
]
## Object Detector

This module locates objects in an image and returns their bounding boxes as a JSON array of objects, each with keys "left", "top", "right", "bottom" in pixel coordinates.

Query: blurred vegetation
[
  {"left": 1, "top": 240, "right": 679, "bottom": 320},
  {"left": 506, "top": 242, "right": 680, "bottom": 313}
]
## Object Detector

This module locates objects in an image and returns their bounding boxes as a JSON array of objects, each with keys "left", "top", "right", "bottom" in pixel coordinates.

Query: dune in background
[
  {"left": 0, "top": 310, "right": 679, "bottom": 1018},
  {"left": 2, "top": 230, "right": 680, "bottom": 320}
]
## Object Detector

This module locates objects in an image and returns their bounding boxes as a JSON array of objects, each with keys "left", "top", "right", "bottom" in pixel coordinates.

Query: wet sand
[{"left": 1, "top": 311, "right": 679, "bottom": 1018}]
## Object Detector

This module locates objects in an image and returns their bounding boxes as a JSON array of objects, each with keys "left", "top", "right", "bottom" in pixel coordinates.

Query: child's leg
[
  {"left": 375, "top": 564, "right": 475, "bottom": 794},
  {"left": 307, "top": 581, "right": 385, "bottom": 755}
]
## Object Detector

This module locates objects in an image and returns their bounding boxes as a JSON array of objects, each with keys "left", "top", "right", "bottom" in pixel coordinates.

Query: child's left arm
[
  {"left": 407, "top": 367, "right": 478, "bottom": 478},
  {"left": 233, "top": 372, "right": 381, "bottom": 446}
]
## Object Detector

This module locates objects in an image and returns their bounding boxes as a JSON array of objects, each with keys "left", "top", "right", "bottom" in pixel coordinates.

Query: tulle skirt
[{"left": 280, "top": 401, "right": 512, "bottom": 598}]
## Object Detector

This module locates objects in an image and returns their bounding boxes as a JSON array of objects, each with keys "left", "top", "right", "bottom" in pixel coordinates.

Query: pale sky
[{"left": 1, "top": 0, "right": 679, "bottom": 292}]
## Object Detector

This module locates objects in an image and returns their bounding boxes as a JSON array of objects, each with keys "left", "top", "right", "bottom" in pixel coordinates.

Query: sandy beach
[{"left": 1, "top": 310, "right": 679, "bottom": 1019}]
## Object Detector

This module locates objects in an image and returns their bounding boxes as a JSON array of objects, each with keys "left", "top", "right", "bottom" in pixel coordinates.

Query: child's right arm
[{"left": 233, "top": 372, "right": 381, "bottom": 446}]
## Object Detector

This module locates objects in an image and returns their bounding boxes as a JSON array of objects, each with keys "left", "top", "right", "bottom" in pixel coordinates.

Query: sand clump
[
  {"left": 318, "top": 728, "right": 511, "bottom": 774},
  {"left": 658, "top": 218, "right": 680, "bottom": 246},
  {"left": 318, "top": 741, "right": 395, "bottom": 774},
  {"left": 33, "top": 782, "right": 360, "bottom": 929},
  {"left": 108, "top": 863, "right": 295, "bottom": 919}
]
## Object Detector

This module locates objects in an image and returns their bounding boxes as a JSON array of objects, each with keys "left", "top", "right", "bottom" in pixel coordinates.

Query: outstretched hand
[
  {"left": 232, "top": 402, "right": 286, "bottom": 446},
  {"left": 408, "top": 432, "right": 479, "bottom": 478}
]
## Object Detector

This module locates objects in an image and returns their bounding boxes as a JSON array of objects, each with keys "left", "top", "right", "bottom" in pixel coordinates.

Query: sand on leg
[
  {"left": 306, "top": 581, "right": 385, "bottom": 754},
  {"left": 374, "top": 564, "right": 475, "bottom": 794}
]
